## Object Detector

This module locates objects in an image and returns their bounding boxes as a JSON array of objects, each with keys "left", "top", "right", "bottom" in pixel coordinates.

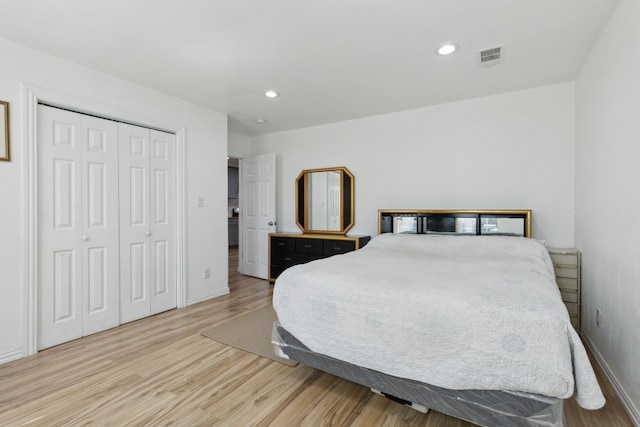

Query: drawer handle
[
  {"left": 277, "top": 242, "right": 285, "bottom": 246},
  {"left": 333, "top": 246, "right": 343, "bottom": 250},
  {"left": 284, "top": 257, "right": 292, "bottom": 261},
  {"left": 304, "top": 244, "right": 312, "bottom": 248}
]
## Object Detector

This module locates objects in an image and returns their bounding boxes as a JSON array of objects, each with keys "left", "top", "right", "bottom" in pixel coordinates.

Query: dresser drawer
[
  {"left": 296, "top": 238, "right": 324, "bottom": 254},
  {"left": 556, "top": 277, "right": 578, "bottom": 292},
  {"left": 271, "top": 237, "right": 295, "bottom": 253},
  {"left": 560, "top": 289, "right": 578, "bottom": 303},
  {"left": 550, "top": 253, "right": 579, "bottom": 267},
  {"left": 324, "top": 240, "right": 356, "bottom": 256},
  {"left": 270, "top": 265, "right": 287, "bottom": 280},
  {"left": 271, "top": 252, "right": 309, "bottom": 267},
  {"left": 570, "top": 315, "right": 579, "bottom": 329},
  {"left": 564, "top": 302, "right": 579, "bottom": 316},
  {"left": 554, "top": 267, "right": 578, "bottom": 279}
]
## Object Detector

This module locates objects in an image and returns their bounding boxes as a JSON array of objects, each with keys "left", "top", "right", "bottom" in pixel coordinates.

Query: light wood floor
[{"left": 0, "top": 248, "right": 633, "bottom": 426}]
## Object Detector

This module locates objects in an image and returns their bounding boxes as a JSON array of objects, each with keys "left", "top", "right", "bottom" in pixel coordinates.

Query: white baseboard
[
  {"left": 1, "top": 286, "right": 230, "bottom": 366},
  {"left": 187, "top": 287, "right": 230, "bottom": 306},
  {"left": 582, "top": 332, "right": 640, "bottom": 426},
  {"left": 0, "top": 348, "right": 25, "bottom": 365}
]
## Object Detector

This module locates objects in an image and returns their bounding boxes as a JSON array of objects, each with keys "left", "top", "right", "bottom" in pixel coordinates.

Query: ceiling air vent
[{"left": 477, "top": 45, "right": 505, "bottom": 68}]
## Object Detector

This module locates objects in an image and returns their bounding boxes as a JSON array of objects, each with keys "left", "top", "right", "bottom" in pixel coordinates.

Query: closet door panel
[
  {"left": 87, "top": 247, "right": 107, "bottom": 311},
  {"left": 81, "top": 116, "right": 120, "bottom": 336},
  {"left": 38, "top": 107, "right": 84, "bottom": 350},
  {"left": 130, "top": 167, "right": 147, "bottom": 225},
  {"left": 53, "top": 250, "right": 77, "bottom": 322},
  {"left": 149, "top": 130, "right": 176, "bottom": 314},
  {"left": 128, "top": 242, "right": 148, "bottom": 301},
  {"left": 119, "top": 123, "right": 151, "bottom": 323}
]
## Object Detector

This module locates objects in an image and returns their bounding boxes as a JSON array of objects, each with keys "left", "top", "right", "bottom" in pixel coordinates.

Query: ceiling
[{"left": 0, "top": 0, "right": 619, "bottom": 136}]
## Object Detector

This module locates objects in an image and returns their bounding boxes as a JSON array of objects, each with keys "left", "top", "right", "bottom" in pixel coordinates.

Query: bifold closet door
[
  {"left": 119, "top": 123, "right": 176, "bottom": 324},
  {"left": 38, "top": 106, "right": 120, "bottom": 350}
]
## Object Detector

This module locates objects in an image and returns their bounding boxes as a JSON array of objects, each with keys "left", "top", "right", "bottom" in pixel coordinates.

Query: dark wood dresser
[{"left": 268, "top": 233, "right": 371, "bottom": 283}]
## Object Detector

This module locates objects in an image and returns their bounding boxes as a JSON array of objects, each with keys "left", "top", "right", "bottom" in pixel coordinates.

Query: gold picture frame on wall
[{"left": 0, "top": 100, "right": 9, "bottom": 162}]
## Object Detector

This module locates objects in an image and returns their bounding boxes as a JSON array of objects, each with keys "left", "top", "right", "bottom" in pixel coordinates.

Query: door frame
[
  {"left": 227, "top": 157, "right": 241, "bottom": 273},
  {"left": 23, "top": 86, "right": 187, "bottom": 356}
]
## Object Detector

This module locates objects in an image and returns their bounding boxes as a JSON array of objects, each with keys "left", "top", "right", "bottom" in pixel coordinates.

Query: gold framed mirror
[{"left": 296, "top": 166, "right": 355, "bottom": 235}]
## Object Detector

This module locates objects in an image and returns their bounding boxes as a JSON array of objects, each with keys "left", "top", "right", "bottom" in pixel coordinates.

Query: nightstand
[{"left": 547, "top": 248, "right": 581, "bottom": 331}]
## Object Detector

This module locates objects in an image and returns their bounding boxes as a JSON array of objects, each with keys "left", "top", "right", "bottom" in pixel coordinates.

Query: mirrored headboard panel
[
  {"left": 296, "top": 167, "right": 355, "bottom": 235},
  {"left": 378, "top": 209, "right": 532, "bottom": 237}
]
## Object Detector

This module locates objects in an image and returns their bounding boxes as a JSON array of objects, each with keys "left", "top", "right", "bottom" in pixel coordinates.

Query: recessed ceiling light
[
  {"left": 256, "top": 118, "right": 267, "bottom": 124},
  {"left": 436, "top": 44, "right": 458, "bottom": 56},
  {"left": 264, "top": 90, "right": 279, "bottom": 98}
]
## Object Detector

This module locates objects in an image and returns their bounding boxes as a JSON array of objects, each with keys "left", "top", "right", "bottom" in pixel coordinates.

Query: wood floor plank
[{"left": 0, "top": 248, "right": 633, "bottom": 426}]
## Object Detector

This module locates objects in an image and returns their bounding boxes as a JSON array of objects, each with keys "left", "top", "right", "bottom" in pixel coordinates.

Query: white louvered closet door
[
  {"left": 38, "top": 106, "right": 120, "bottom": 350},
  {"left": 119, "top": 124, "right": 176, "bottom": 324}
]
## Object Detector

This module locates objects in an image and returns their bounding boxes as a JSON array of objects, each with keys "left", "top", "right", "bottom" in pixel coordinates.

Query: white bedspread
[{"left": 273, "top": 234, "right": 605, "bottom": 409}]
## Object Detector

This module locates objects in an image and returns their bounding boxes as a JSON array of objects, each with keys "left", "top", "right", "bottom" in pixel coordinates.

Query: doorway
[
  {"left": 228, "top": 157, "right": 240, "bottom": 274},
  {"left": 226, "top": 153, "right": 277, "bottom": 281},
  {"left": 238, "top": 153, "right": 277, "bottom": 280}
]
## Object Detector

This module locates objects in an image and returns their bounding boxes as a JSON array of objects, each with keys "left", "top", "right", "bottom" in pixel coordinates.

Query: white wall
[
  {"left": 250, "top": 84, "right": 576, "bottom": 247},
  {"left": 0, "top": 38, "right": 229, "bottom": 363},
  {"left": 575, "top": 0, "right": 640, "bottom": 422},
  {"left": 228, "top": 132, "right": 251, "bottom": 159}
]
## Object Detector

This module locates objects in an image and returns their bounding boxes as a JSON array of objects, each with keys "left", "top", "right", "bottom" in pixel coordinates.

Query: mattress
[
  {"left": 272, "top": 234, "right": 605, "bottom": 410},
  {"left": 273, "top": 323, "right": 564, "bottom": 427}
]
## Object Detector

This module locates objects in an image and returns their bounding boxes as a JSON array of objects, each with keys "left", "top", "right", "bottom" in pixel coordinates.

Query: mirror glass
[
  {"left": 308, "top": 171, "right": 341, "bottom": 231},
  {"left": 480, "top": 217, "right": 525, "bottom": 236},
  {"left": 379, "top": 211, "right": 529, "bottom": 237},
  {"left": 296, "top": 167, "right": 354, "bottom": 234}
]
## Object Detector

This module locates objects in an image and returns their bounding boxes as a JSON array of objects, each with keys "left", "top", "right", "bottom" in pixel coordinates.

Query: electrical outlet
[
  {"left": 595, "top": 307, "right": 601, "bottom": 328},
  {"left": 197, "top": 196, "right": 204, "bottom": 207},
  {"left": 203, "top": 268, "right": 211, "bottom": 279}
]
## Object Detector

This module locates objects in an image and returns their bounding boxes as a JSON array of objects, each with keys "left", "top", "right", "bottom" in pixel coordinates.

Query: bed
[{"left": 271, "top": 210, "right": 605, "bottom": 427}]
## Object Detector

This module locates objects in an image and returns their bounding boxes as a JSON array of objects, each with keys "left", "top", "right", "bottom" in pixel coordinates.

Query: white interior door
[
  {"left": 38, "top": 106, "right": 120, "bottom": 349},
  {"left": 119, "top": 123, "right": 151, "bottom": 323},
  {"left": 240, "top": 153, "right": 276, "bottom": 279},
  {"left": 81, "top": 115, "right": 120, "bottom": 336},
  {"left": 148, "top": 129, "right": 176, "bottom": 314},
  {"left": 119, "top": 124, "right": 176, "bottom": 323}
]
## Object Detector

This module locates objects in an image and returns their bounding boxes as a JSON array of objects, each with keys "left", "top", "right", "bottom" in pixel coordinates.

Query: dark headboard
[{"left": 378, "top": 209, "right": 532, "bottom": 237}]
